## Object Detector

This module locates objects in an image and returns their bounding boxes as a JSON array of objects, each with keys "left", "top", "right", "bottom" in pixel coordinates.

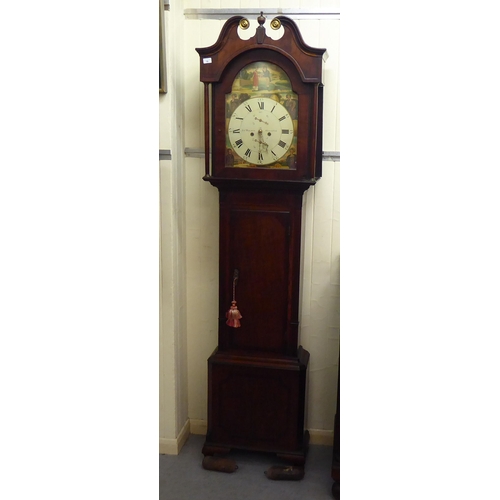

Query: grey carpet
[{"left": 159, "top": 434, "right": 334, "bottom": 500}]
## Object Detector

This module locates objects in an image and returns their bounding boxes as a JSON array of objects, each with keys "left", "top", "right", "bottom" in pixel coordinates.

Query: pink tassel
[{"left": 226, "top": 301, "right": 242, "bottom": 328}]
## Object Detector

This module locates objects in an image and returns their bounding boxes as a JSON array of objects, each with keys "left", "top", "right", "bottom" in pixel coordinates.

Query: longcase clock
[{"left": 196, "top": 13, "right": 327, "bottom": 466}]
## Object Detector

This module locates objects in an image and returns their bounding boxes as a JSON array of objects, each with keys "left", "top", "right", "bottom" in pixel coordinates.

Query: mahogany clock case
[{"left": 196, "top": 14, "right": 327, "bottom": 466}]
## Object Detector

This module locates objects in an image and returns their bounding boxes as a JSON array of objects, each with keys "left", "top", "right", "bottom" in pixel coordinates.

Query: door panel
[{"left": 228, "top": 209, "right": 290, "bottom": 353}]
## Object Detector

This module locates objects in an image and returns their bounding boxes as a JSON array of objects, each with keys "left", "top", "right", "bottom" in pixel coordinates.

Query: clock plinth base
[
  {"left": 202, "top": 431, "right": 309, "bottom": 466},
  {"left": 202, "top": 347, "right": 309, "bottom": 465}
]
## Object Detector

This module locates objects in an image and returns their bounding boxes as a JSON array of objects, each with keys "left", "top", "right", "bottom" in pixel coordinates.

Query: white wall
[
  {"left": 160, "top": 0, "right": 340, "bottom": 452},
  {"left": 159, "top": 0, "right": 189, "bottom": 453}
]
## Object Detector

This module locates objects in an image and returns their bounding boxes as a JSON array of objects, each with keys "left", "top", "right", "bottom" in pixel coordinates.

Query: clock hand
[
  {"left": 258, "top": 129, "right": 269, "bottom": 151},
  {"left": 254, "top": 117, "right": 269, "bottom": 125},
  {"left": 256, "top": 130, "right": 263, "bottom": 154},
  {"left": 253, "top": 138, "right": 268, "bottom": 145}
]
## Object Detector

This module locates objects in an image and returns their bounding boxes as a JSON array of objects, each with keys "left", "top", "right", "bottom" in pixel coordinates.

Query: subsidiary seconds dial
[{"left": 227, "top": 97, "right": 295, "bottom": 166}]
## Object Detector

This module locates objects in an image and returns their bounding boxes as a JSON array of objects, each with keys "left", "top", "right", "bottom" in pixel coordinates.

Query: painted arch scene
[{"left": 225, "top": 62, "right": 298, "bottom": 169}]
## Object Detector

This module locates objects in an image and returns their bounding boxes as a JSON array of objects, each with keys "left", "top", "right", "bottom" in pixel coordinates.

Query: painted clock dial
[
  {"left": 224, "top": 61, "right": 298, "bottom": 170},
  {"left": 227, "top": 97, "right": 295, "bottom": 167}
]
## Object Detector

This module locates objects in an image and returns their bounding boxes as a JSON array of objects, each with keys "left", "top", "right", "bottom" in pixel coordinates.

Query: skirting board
[
  {"left": 308, "top": 428, "right": 335, "bottom": 446},
  {"left": 159, "top": 419, "right": 190, "bottom": 455},
  {"left": 160, "top": 419, "right": 334, "bottom": 454}
]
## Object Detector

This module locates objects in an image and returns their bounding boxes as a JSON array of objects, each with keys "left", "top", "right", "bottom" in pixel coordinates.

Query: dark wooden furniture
[
  {"left": 332, "top": 363, "right": 340, "bottom": 498},
  {"left": 196, "top": 13, "right": 327, "bottom": 467}
]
